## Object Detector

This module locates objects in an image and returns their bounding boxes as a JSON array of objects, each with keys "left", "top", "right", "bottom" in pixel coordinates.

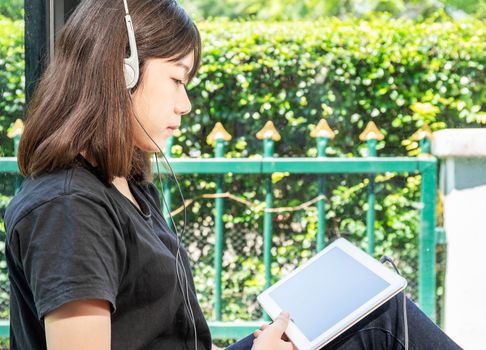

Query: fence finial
[
  {"left": 7, "top": 119, "right": 24, "bottom": 139},
  {"left": 359, "top": 121, "right": 384, "bottom": 141},
  {"left": 411, "top": 125, "right": 433, "bottom": 141},
  {"left": 207, "top": 122, "right": 232, "bottom": 145},
  {"left": 311, "top": 119, "right": 335, "bottom": 139},
  {"left": 256, "top": 121, "right": 281, "bottom": 141}
]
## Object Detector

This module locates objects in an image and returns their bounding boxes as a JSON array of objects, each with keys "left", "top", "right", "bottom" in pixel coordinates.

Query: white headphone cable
[
  {"left": 132, "top": 111, "right": 198, "bottom": 350},
  {"left": 155, "top": 153, "right": 198, "bottom": 347}
]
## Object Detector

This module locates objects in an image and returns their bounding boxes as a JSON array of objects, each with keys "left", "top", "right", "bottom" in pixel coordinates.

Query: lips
[{"left": 165, "top": 125, "right": 181, "bottom": 137}]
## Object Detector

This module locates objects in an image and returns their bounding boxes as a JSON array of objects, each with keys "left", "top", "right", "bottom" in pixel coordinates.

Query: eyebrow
[{"left": 174, "top": 62, "right": 191, "bottom": 79}]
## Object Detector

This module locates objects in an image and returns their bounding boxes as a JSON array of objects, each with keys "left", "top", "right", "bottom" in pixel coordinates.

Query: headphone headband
[
  {"left": 122, "top": 0, "right": 130, "bottom": 14},
  {"left": 123, "top": 0, "right": 140, "bottom": 89}
]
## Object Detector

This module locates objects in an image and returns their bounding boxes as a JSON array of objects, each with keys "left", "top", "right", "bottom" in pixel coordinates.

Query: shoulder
[{"left": 5, "top": 165, "right": 112, "bottom": 234}]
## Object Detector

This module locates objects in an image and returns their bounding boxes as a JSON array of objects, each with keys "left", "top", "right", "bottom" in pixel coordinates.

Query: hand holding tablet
[
  {"left": 252, "top": 312, "right": 297, "bottom": 350},
  {"left": 257, "top": 238, "right": 407, "bottom": 350}
]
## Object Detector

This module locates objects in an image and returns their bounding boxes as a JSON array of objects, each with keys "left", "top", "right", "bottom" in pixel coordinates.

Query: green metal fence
[{"left": 0, "top": 119, "right": 438, "bottom": 340}]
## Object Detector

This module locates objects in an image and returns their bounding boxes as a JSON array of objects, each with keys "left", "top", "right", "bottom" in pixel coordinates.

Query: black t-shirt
[{"left": 4, "top": 158, "right": 212, "bottom": 350}]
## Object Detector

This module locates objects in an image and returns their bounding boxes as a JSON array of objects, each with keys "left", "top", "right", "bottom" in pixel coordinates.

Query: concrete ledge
[
  {"left": 0, "top": 320, "right": 8, "bottom": 337},
  {"left": 432, "top": 129, "right": 486, "bottom": 158},
  {"left": 443, "top": 185, "right": 486, "bottom": 349},
  {"left": 209, "top": 320, "right": 264, "bottom": 339}
]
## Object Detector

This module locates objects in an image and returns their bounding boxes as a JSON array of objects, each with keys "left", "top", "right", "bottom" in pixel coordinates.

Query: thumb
[{"left": 269, "top": 311, "right": 290, "bottom": 336}]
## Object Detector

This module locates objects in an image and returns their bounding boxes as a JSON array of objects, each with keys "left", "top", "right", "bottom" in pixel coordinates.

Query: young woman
[{"left": 5, "top": 0, "right": 461, "bottom": 349}]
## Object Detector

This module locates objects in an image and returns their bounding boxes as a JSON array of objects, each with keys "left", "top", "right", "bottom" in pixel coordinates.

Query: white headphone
[{"left": 123, "top": 0, "right": 140, "bottom": 89}]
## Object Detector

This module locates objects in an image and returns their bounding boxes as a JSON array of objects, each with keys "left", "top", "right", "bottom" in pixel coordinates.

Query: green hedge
[
  {"left": 0, "top": 15, "right": 24, "bottom": 157},
  {"left": 180, "top": 0, "right": 486, "bottom": 21},
  {"left": 186, "top": 14, "right": 485, "bottom": 159},
  {"left": 0, "top": 0, "right": 23, "bottom": 21},
  {"left": 0, "top": 13, "right": 485, "bottom": 330},
  {"left": 0, "top": 18, "right": 23, "bottom": 346}
]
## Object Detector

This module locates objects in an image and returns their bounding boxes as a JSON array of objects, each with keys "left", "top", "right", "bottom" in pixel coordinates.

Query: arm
[{"left": 45, "top": 299, "right": 111, "bottom": 350}]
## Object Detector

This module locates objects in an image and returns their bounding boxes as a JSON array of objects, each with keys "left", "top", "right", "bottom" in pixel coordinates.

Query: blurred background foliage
[
  {"left": 0, "top": 0, "right": 485, "bottom": 21},
  {"left": 0, "top": 0, "right": 22, "bottom": 20},
  {"left": 180, "top": 0, "right": 486, "bottom": 20},
  {"left": 0, "top": 1, "right": 485, "bottom": 343},
  {"left": 0, "top": 15, "right": 24, "bottom": 157}
]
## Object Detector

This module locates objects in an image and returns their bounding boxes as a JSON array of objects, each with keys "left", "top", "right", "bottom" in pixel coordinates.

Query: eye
[{"left": 173, "top": 79, "right": 186, "bottom": 86}]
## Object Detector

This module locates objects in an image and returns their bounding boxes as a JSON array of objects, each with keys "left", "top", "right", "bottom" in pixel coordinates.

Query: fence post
[
  {"left": 359, "top": 121, "right": 384, "bottom": 255},
  {"left": 7, "top": 119, "right": 24, "bottom": 194},
  {"left": 413, "top": 126, "right": 437, "bottom": 320},
  {"left": 256, "top": 121, "right": 281, "bottom": 319},
  {"left": 311, "top": 119, "right": 334, "bottom": 251},
  {"left": 207, "top": 122, "right": 232, "bottom": 321},
  {"left": 419, "top": 161, "right": 437, "bottom": 320},
  {"left": 412, "top": 125, "right": 432, "bottom": 155}
]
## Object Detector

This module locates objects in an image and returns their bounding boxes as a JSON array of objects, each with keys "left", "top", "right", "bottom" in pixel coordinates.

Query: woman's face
[{"left": 131, "top": 53, "right": 194, "bottom": 152}]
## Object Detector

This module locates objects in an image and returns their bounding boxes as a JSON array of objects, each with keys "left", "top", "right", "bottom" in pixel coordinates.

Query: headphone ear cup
[{"left": 124, "top": 62, "right": 137, "bottom": 89}]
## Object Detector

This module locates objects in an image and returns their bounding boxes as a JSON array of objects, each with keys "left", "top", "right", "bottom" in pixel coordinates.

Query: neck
[
  {"left": 112, "top": 176, "right": 141, "bottom": 210},
  {"left": 79, "top": 151, "right": 96, "bottom": 167}
]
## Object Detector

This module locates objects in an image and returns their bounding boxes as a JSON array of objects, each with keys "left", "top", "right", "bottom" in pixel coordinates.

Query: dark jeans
[{"left": 226, "top": 293, "right": 462, "bottom": 350}]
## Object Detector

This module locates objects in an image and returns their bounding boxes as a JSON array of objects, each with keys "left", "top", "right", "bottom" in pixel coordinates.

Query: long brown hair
[{"left": 18, "top": 0, "right": 201, "bottom": 183}]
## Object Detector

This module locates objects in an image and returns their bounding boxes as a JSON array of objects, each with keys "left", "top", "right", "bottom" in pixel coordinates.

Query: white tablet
[{"left": 257, "top": 238, "right": 407, "bottom": 350}]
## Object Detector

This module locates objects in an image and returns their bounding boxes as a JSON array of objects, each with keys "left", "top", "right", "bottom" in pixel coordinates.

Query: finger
[
  {"left": 268, "top": 311, "right": 290, "bottom": 335},
  {"left": 282, "top": 342, "right": 294, "bottom": 350},
  {"left": 252, "top": 329, "right": 263, "bottom": 338},
  {"left": 253, "top": 323, "right": 269, "bottom": 337}
]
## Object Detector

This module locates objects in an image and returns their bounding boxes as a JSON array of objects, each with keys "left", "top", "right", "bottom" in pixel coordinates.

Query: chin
[{"left": 136, "top": 139, "right": 167, "bottom": 153}]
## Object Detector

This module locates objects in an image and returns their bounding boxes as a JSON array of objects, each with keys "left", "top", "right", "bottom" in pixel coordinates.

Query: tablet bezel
[{"left": 257, "top": 238, "right": 407, "bottom": 350}]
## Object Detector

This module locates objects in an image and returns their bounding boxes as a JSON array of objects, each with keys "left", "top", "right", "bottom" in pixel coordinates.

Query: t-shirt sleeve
[{"left": 12, "top": 193, "right": 126, "bottom": 320}]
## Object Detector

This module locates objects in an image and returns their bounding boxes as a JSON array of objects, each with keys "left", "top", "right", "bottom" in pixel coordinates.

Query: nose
[{"left": 175, "top": 87, "right": 192, "bottom": 116}]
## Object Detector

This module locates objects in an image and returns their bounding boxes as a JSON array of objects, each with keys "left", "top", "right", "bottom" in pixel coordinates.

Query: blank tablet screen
[{"left": 269, "top": 246, "right": 390, "bottom": 341}]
